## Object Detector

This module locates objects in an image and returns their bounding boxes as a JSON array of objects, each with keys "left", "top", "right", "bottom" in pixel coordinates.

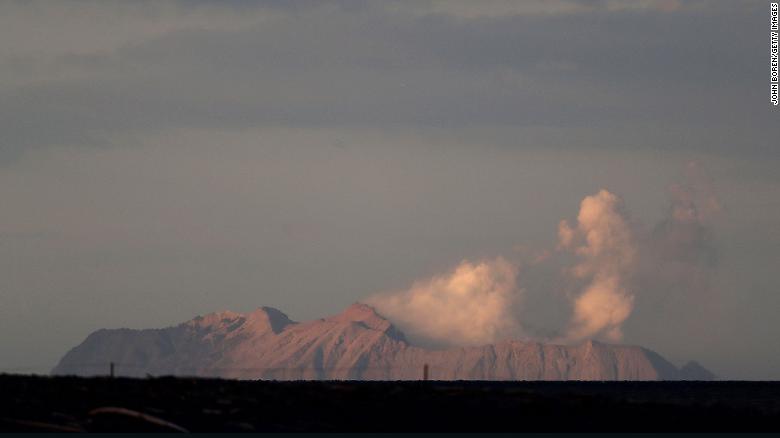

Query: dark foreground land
[{"left": 1, "top": 374, "right": 779, "bottom": 432}]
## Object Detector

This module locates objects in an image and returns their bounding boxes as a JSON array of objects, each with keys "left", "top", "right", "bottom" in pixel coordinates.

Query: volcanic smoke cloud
[
  {"left": 557, "top": 190, "right": 638, "bottom": 343},
  {"left": 365, "top": 257, "right": 523, "bottom": 347},
  {"left": 639, "top": 161, "right": 720, "bottom": 323},
  {"left": 368, "top": 169, "right": 718, "bottom": 348}
]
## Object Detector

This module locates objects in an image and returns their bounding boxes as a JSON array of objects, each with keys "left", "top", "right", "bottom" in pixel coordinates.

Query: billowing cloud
[
  {"left": 557, "top": 190, "right": 638, "bottom": 342},
  {"left": 365, "top": 257, "right": 523, "bottom": 347},
  {"left": 366, "top": 189, "right": 643, "bottom": 347},
  {"left": 364, "top": 174, "right": 726, "bottom": 350}
]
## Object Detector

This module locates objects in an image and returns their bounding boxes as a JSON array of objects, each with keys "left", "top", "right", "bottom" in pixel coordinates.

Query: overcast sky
[{"left": 0, "top": 0, "right": 778, "bottom": 379}]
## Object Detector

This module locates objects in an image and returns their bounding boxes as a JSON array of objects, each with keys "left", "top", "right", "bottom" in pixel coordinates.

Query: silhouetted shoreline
[{"left": 1, "top": 374, "right": 778, "bottom": 432}]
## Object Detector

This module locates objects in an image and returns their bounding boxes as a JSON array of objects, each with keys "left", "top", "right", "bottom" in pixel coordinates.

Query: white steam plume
[
  {"left": 558, "top": 190, "right": 638, "bottom": 342},
  {"left": 365, "top": 257, "right": 524, "bottom": 347},
  {"left": 364, "top": 170, "right": 717, "bottom": 348}
]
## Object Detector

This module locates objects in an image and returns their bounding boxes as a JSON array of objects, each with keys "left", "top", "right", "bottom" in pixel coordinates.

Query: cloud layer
[{"left": 0, "top": 1, "right": 772, "bottom": 163}]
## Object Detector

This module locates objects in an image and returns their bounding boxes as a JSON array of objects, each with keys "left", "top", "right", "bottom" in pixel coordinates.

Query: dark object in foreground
[{"left": 1, "top": 374, "right": 778, "bottom": 432}]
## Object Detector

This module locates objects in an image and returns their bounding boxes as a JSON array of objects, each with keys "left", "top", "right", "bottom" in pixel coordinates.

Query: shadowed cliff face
[{"left": 52, "top": 303, "right": 709, "bottom": 381}]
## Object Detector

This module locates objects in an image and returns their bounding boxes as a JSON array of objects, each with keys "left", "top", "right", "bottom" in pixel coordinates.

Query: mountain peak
[
  {"left": 187, "top": 310, "right": 243, "bottom": 330},
  {"left": 329, "top": 302, "right": 407, "bottom": 341},
  {"left": 245, "top": 306, "right": 295, "bottom": 334},
  {"left": 341, "top": 302, "right": 381, "bottom": 319},
  {"left": 332, "top": 302, "right": 387, "bottom": 327}
]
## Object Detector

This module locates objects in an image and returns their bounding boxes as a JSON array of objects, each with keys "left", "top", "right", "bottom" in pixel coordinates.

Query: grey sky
[{"left": 0, "top": 0, "right": 778, "bottom": 378}]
